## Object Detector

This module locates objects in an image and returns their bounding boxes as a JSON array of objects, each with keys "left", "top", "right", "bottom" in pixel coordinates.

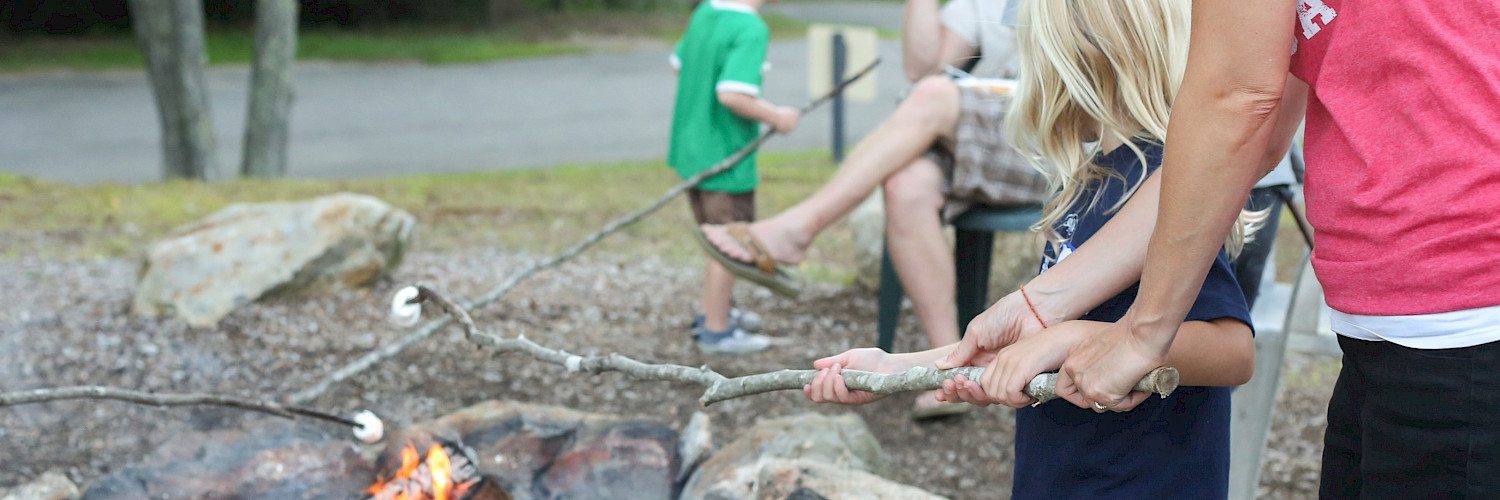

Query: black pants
[
  {"left": 1233, "top": 186, "right": 1285, "bottom": 311},
  {"left": 1321, "top": 336, "right": 1500, "bottom": 499}
]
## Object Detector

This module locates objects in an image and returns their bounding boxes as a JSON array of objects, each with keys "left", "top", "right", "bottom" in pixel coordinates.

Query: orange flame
[
  {"left": 428, "top": 445, "right": 453, "bottom": 500},
  {"left": 368, "top": 442, "right": 469, "bottom": 500}
]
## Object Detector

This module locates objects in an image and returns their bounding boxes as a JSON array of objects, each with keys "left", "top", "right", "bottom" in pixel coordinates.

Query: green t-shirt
[{"left": 668, "top": 0, "right": 769, "bottom": 194}]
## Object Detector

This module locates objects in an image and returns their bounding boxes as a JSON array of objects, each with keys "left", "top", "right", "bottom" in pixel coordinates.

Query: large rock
[
  {"left": 80, "top": 419, "right": 377, "bottom": 500},
  {"left": 756, "top": 460, "right": 947, "bottom": 500},
  {"left": 848, "top": 190, "right": 886, "bottom": 292},
  {"left": 397, "top": 400, "right": 681, "bottom": 500},
  {"left": 682, "top": 413, "right": 899, "bottom": 500},
  {"left": 2, "top": 471, "right": 79, "bottom": 500},
  {"left": 133, "top": 192, "right": 415, "bottom": 326}
]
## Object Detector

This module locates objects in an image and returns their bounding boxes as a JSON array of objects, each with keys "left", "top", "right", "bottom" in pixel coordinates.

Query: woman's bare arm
[{"left": 1060, "top": 0, "right": 1299, "bottom": 411}]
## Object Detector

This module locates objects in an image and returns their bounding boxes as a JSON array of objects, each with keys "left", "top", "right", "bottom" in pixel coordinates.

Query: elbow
[
  {"left": 1216, "top": 80, "right": 1287, "bottom": 129},
  {"left": 1224, "top": 328, "right": 1256, "bottom": 386}
]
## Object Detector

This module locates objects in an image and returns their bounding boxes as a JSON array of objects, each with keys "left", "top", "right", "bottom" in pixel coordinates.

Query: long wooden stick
[
  {"left": 0, "top": 386, "right": 361, "bottom": 427},
  {"left": 290, "top": 59, "right": 882, "bottom": 405},
  {"left": 411, "top": 286, "right": 1178, "bottom": 406}
]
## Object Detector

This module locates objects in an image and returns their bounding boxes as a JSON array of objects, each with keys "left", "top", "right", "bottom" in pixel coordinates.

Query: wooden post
[
  {"left": 1229, "top": 252, "right": 1324, "bottom": 499},
  {"left": 129, "top": 0, "right": 218, "bottom": 181},
  {"left": 241, "top": 0, "right": 300, "bottom": 178}
]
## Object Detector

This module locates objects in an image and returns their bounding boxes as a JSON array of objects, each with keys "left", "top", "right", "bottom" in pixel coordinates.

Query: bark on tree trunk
[
  {"left": 241, "top": 0, "right": 299, "bottom": 178},
  {"left": 129, "top": 0, "right": 218, "bottom": 181}
]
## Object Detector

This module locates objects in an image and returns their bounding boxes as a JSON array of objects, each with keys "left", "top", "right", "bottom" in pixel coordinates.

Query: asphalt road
[{"left": 0, "top": 4, "right": 909, "bottom": 184}]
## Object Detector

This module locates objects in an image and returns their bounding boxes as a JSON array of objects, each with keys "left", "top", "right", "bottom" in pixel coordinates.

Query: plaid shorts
[{"left": 924, "top": 86, "right": 1051, "bottom": 221}]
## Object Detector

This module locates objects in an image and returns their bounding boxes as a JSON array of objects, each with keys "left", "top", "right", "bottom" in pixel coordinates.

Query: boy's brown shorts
[{"left": 688, "top": 189, "right": 755, "bottom": 225}]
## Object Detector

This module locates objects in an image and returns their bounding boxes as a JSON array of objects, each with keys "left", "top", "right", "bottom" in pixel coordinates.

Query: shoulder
[
  {"left": 733, "top": 14, "right": 769, "bottom": 39},
  {"left": 940, "top": 0, "right": 977, "bottom": 28},
  {"left": 1092, "top": 140, "right": 1163, "bottom": 178},
  {"left": 940, "top": 0, "right": 974, "bottom": 15}
]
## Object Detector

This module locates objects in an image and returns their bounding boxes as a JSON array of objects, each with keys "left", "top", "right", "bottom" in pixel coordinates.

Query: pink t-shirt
[{"left": 1288, "top": 0, "right": 1500, "bottom": 316}]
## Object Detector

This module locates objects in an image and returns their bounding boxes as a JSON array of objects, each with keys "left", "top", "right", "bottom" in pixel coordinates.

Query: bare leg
[
  {"left": 702, "top": 77, "right": 962, "bottom": 265},
  {"left": 883, "top": 157, "right": 959, "bottom": 348},
  {"left": 883, "top": 157, "right": 963, "bottom": 411},
  {"left": 701, "top": 258, "right": 735, "bottom": 331}
]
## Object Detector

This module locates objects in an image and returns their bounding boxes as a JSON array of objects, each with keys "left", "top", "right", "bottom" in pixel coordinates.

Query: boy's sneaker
[
  {"left": 692, "top": 308, "right": 763, "bottom": 333},
  {"left": 693, "top": 325, "right": 772, "bottom": 355}
]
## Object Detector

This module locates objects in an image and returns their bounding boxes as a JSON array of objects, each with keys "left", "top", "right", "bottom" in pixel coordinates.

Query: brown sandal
[{"left": 692, "top": 223, "right": 802, "bottom": 298}]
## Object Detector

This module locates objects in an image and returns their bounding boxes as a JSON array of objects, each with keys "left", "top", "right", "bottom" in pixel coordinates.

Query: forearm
[
  {"left": 1127, "top": 0, "right": 1296, "bottom": 357},
  {"left": 717, "top": 91, "right": 781, "bottom": 125},
  {"left": 901, "top": 0, "right": 944, "bottom": 81},
  {"left": 1069, "top": 319, "right": 1253, "bottom": 386},
  {"left": 1163, "top": 318, "right": 1254, "bottom": 386},
  {"left": 1025, "top": 172, "right": 1164, "bottom": 325},
  {"left": 891, "top": 343, "right": 960, "bottom": 368}
]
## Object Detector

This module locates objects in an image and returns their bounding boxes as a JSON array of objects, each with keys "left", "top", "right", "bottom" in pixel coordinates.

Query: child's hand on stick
[
  {"left": 770, "top": 106, "right": 801, "bottom": 135},
  {"left": 803, "top": 348, "right": 906, "bottom": 405}
]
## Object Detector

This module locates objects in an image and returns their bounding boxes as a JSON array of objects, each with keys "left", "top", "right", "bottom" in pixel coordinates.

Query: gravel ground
[{"left": 0, "top": 250, "right": 1334, "bottom": 498}]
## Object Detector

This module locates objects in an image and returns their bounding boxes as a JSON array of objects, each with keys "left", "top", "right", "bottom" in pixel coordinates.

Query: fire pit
[
  {"left": 368, "top": 439, "right": 510, "bottom": 500},
  {"left": 77, "top": 401, "right": 681, "bottom": 500}
]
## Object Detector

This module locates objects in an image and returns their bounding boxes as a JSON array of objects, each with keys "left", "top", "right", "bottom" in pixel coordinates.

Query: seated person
[{"left": 696, "top": 0, "right": 1048, "bottom": 418}]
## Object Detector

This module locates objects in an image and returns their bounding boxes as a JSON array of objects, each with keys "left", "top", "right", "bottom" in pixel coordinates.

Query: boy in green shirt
[{"left": 670, "top": 0, "right": 798, "bottom": 354}]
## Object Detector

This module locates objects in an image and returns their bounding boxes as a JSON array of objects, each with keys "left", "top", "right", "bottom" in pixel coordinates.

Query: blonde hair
[{"left": 1005, "top": 0, "right": 1261, "bottom": 256}]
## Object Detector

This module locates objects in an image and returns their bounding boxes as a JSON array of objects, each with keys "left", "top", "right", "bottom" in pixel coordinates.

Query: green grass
[
  {"left": 0, "top": 29, "right": 583, "bottom": 72},
  {"left": 0, "top": 12, "right": 809, "bottom": 73},
  {"left": 0, "top": 151, "right": 861, "bottom": 283},
  {"left": 0, "top": 151, "right": 1313, "bottom": 290}
]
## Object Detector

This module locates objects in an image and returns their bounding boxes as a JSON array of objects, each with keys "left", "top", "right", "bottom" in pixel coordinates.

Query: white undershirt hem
[{"left": 1332, "top": 304, "right": 1500, "bottom": 349}]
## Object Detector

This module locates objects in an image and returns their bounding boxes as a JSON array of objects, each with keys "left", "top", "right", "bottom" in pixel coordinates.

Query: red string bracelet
[{"left": 1020, "top": 285, "right": 1048, "bottom": 329}]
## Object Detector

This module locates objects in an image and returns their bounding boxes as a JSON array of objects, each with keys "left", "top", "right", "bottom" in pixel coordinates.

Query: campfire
[{"left": 368, "top": 440, "right": 508, "bottom": 500}]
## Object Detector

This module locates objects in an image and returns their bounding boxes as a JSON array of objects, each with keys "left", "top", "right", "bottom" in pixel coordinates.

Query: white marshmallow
[
  {"left": 389, "top": 286, "right": 421, "bottom": 326},
  {"left": 352, "top": 410, "right": 384, "bottom": 443}
]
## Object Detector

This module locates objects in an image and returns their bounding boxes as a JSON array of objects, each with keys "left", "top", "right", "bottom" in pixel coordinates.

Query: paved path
[{"left": 0, "top": 5, "right": 907, "bottom": 184}]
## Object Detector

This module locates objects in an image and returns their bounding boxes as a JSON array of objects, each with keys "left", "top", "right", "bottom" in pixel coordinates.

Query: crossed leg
[
  {"left": 700, "top": 76, "right": 966, "bottom": 392},
  {"left": 700, "top": 76, "right": 962, "bottom": 269}
]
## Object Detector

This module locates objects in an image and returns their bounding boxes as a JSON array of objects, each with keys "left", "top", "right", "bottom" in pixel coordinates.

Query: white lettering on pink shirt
[{"left": 1293, "top": 0, "right": 1337, "bottom": 54}]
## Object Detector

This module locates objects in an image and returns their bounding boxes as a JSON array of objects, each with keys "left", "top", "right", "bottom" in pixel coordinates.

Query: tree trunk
[
  {"left": 129, "top": 0, "right": 218, "bottom": 181},
  {"left": 241, "top": 0, "right": 299, "bottom": 178}
]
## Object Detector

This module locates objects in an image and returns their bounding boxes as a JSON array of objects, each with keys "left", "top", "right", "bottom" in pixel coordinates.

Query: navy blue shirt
[{"left": 1014, "top": 141, "right": 1252, "bottom": 500}]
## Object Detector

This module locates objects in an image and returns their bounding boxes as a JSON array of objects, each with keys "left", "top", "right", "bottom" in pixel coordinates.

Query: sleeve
[
  {"left": 716, "top": 23, "right": 769, "bottom": 96},
  {"left": 939, "top": 0, "right": 981, "bottom": 48},
  {"left": 1183, "top": 252, "right": 1256, "bottom": 333}
]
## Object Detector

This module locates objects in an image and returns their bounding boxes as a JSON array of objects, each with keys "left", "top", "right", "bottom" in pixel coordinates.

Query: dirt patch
[{"left": 0, "top": 250, "right": 1334, "bottom": 498}]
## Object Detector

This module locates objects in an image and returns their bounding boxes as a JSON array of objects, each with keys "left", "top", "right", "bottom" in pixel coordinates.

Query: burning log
[{"left": 368, "top": 439, "right": 510, "bottom": 500}]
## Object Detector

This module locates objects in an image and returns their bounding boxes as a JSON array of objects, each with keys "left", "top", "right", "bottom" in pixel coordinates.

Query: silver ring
[{"left": 1092, "top": 402, "right": 1108, "bottom": 411}]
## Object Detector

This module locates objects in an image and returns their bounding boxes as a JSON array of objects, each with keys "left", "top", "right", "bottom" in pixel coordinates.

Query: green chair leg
[{"left": 877, "top": 240, "right": 903, "bottom": 352}]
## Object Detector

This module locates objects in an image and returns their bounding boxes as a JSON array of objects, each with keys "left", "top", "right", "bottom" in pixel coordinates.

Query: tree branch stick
[
  {"left": 0, "top": 386, "right": 363, "bottom": 428},
  {"left": 411, "top": 286, "right": 1178, "bottom": 407},
  {"left": 290, "top": 59, "right": 881, "bottom": 405}
]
